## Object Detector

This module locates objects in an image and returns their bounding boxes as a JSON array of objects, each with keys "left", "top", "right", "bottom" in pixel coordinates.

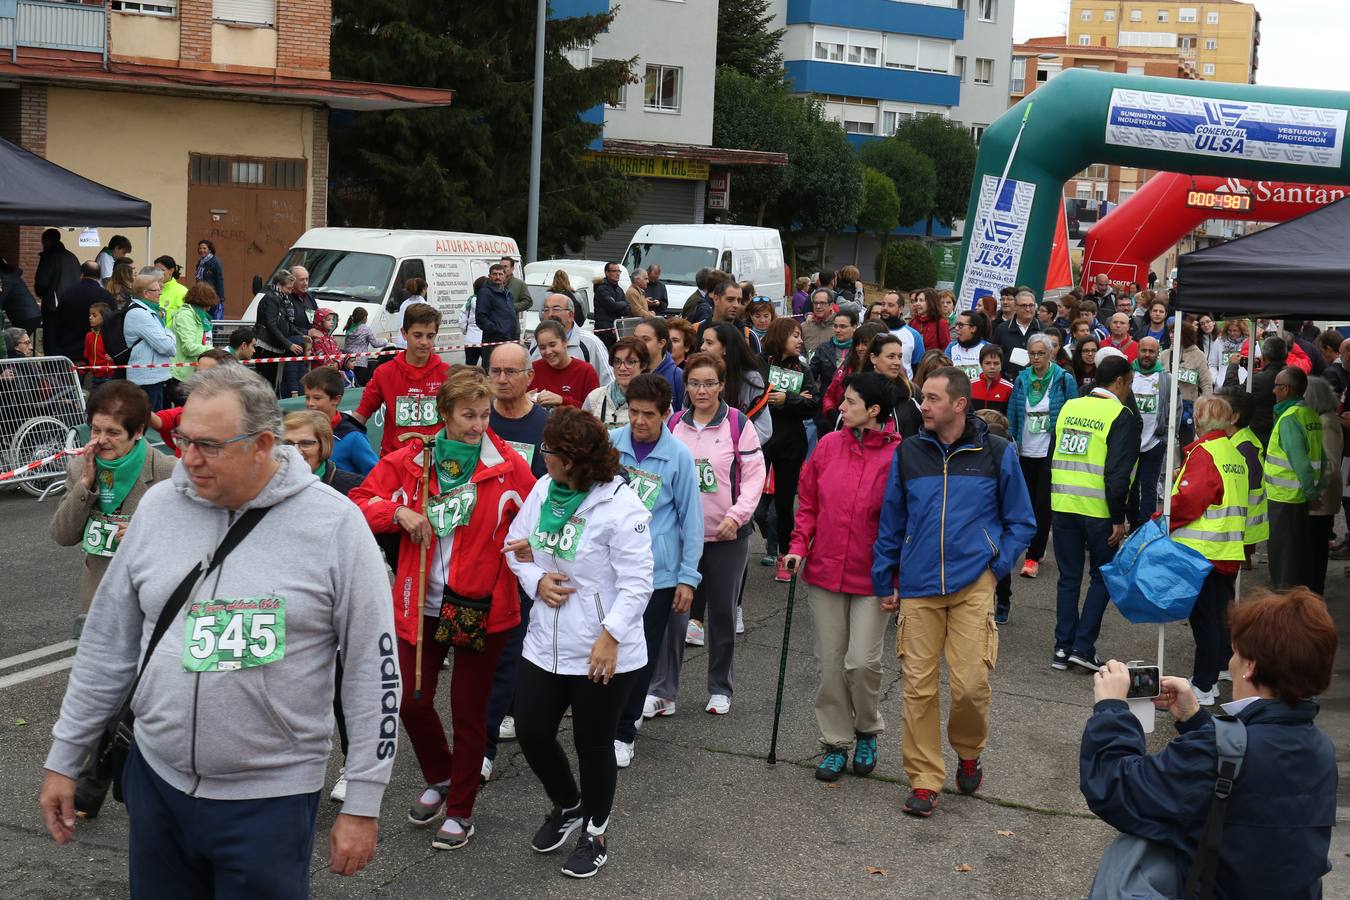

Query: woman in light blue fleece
[
  {"left": 122, "top": 272, "right": 178, "bottom": 410},
  {"left": 608, "top": 374, "right": 704, "bottom": 768}
]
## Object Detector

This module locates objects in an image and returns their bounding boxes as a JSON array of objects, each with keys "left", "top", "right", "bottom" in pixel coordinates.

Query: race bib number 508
[
  {"left": 1057, "top": 429, "right": 1091, "bottom": 456},
  {"left": 183, "top": 597, "right": 286, "bottom": 672}
]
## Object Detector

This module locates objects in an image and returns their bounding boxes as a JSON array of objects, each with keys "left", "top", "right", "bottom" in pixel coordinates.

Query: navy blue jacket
[
  {"left": 1081, "top": 699, "right": 1335, "bottom": 900},
  {"left": 592, "top": 279, "right": 629, "bottom": 330},
  {"left": 474, "top": 282, "right": 518, "bottom": 342},
  {"left": 872, "top": 414, "right": 1036, "bottom": 597}
]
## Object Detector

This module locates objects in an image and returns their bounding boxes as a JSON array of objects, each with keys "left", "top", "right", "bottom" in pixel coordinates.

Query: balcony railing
[{"left": 0, "top": 0, "right": 107, "bottom": 56}]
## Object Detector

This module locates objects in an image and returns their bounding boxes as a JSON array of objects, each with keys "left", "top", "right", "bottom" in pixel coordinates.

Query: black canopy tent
[
  {"left": 1175, "top": 193, "right": 1350, "bottom": 319},
  {"left": 0, "top": 136, "right": 150, "bottom": 226}
]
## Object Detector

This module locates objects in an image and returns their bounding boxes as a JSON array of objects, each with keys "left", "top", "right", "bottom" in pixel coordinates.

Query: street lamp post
[{"left": 526, "top": 0, "right": 546, "bottom": 266}]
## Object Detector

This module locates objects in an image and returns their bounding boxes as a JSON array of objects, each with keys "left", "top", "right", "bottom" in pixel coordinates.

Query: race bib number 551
[{"left": 183, "top": 597, "right": 286, "bottom": 672}]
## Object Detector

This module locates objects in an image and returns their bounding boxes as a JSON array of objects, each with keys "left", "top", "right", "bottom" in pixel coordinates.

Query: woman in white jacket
[{"left": 504, "top": 405, "right": 653, "bottom": 880}]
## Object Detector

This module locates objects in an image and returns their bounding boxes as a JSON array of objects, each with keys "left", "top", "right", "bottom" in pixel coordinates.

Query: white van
[
  {"left": 241, "top": 227, "right": 521, "bottom": 342},
  {"left": 621, "top": 224, "right": 787, "bottom": 314},
  {"left": 520, "top": 259, "right": 630, "bottom": 334}
]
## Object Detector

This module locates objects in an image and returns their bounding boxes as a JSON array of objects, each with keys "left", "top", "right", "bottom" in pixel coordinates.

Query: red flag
[{"left": 1046, "top": 198, "right": 1073, "bottom": 291}]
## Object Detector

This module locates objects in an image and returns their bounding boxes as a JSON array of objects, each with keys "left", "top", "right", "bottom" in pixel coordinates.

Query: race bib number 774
[{"left": 182, "top": 598, "right": 286, "bottom": 672}]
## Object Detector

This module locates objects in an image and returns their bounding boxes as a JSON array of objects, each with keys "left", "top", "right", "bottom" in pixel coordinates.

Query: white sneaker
[
  {"left": 329, "top": 767, "right": 348, "bottom": 803},
  {"left": 648, "top": 696, "right": 676, "bottom": 717},
  {"left": 614, "top": 740, "right": 635, "bottom": 768},
  {"left": 686, "top": 620, "right": 705, "bottom": 646},
  {"left": 481, "top": 757, "right": 493, "bottom": 782},
  {"left": 642, "top": 694, "right": 660, "bottom": 719},
  {"left": 1190, "top": 681, "right": 1218, "bottom": 707},
  {"left": 735, "top": 607, "right": 745, "bottom": 635},
  {"left": 1217, "top": 670, "right": 1232, "bottom": 683},
  {"left": 498, "top": 715, "right": 516, "bottom": 741},
  {"left": 705, "top": 694, "right": 731, "bottom": 715}
]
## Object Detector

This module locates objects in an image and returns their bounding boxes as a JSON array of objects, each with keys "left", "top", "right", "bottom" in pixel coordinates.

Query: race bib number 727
[{"left": 182, "top": 598, "right": 286, "bottom": 672}]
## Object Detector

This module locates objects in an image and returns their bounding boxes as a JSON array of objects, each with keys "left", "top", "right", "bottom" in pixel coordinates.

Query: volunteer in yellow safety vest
[
  {"left": 1165, "top": 396, "right": 1247, "bottom": 707},
  {"left": 1265, "top": 367, "right": 1325, "bottom": 590},
  {"left": 1220, "top": 387, "right": 1269, "bottom": 561}
]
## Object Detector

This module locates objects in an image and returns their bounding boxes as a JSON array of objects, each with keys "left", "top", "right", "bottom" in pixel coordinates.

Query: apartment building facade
[{"left": 1068, "top": 1, "right": 1261, "bottom": 84}]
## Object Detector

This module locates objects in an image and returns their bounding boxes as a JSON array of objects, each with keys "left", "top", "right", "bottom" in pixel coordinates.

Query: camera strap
[{"left": 1183, "top": 713, "right": 1248, "bottom": 900}]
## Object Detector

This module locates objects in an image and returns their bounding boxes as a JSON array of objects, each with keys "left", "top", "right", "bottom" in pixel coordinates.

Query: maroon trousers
[{"left": 397, "top": 617, "right": 509, "bottom": 819}]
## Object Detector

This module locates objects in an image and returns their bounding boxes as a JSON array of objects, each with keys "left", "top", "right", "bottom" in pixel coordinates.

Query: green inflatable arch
[{"left": 955, "top": 69, "right": 1350, "bottom": 307}]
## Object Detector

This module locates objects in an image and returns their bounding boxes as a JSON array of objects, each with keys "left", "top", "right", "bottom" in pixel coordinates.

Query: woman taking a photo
[
  {"left": 650, "top": 353, "right": 765, "bottom": 718},
  {"left": 1209, "top": 319, "right": 1248, "bottom": 386},
  {"left": 783, "top": 372, "right": 899, "bottom": 782},
  {"left": 584, "top": 337, "right": 650, "bottom": 428},
  {"left": 1007, "top": 334, "right": 1076, "bottom": 591},
  {"left": 1081, "top": 588, "right": 1337, "bottom": 900},
  {"left": 503, "top": 406, "right": 653, "bottom": 879},
  {"left": 351, "top": 366, "right": 536, "bottom": 852},
  {"left": 699, "top": 321, "right": 772, "bottom": 444},
  {"left": 760, "top": 317, "right": 819, "bottom": 581}
]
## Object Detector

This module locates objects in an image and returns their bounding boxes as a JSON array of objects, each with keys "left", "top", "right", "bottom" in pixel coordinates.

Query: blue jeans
[
  {"left": 1052, "top": 512, "right": 1115, "bottom": 657},
  {"left": 1127, "top": 441, "right": 1167, "bottom": 531},
  {"left": 484, "top": 589, "right": 533, "bottom": 762},
  {"left": 123, "top": 744, "right": 319, "bottom": 899},
  {"left": 138, "top": 379, "right": 171, "bottom": 412},
  {"left": 803, "top": 419, "right": 819, "bottom": 461}
]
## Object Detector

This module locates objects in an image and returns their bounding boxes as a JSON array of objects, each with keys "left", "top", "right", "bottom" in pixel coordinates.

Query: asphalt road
[{"left": 1, "top": 485, "right": 1347, "bottom": 899}]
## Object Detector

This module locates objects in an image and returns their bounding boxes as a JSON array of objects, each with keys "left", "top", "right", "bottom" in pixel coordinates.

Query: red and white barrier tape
[{"left": 0, "top": 445, "right": 84, "bottom": 483}]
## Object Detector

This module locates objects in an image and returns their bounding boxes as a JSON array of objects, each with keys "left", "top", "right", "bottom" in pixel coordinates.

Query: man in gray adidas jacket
[{"left": 39, "top": 364, "right": 400, "bottom": 898}]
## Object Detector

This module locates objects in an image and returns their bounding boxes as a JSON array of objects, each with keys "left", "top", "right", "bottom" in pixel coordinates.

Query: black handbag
[
  {"left": 432, "top": 558, "right": 503, "bottom": 653},
  {"left": 94, "top": 507, "right": 269, "bottom": 801}
]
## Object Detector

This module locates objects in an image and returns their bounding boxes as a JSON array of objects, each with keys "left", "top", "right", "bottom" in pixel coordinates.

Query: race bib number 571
[{"left": 183, "top": 597, "right": 286, "bottom": 672}]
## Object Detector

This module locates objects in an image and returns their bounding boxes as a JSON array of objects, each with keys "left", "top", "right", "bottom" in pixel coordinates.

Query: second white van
[{"left": 621, "top": 224, "right": 787, "bottom": 314}]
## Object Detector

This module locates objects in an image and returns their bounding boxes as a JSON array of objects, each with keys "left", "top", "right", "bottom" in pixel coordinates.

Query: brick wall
[
  {"left": 311, "top": 108, "right": 329, "bottom": 228},
  {"left": 0, "top": 84, "right": 49, "bottom": 280},
  {"left": 180, "top": 0, "right": 213, "bottom": 65},
  {"left": 277, "top": 0, "right": 331, "bottom": 78}
]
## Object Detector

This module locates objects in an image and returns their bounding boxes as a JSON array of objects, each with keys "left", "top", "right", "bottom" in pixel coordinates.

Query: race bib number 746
[{"left": 183, "top": 598, "right": 286, "bottom": 672}]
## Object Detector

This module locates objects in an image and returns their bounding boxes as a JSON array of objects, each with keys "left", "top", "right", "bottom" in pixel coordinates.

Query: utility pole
[{"left": 526, "top": 0, "right": 546, "bottom": 265}]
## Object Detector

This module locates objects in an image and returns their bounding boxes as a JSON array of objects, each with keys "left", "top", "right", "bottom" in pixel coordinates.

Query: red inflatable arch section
[{"left": 1079, "top": 171, "right": 1350, "bottom": 290}]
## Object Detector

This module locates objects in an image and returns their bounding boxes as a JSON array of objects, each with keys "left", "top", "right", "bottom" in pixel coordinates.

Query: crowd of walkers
[{"left": 31, "top": 263, "right": 1346, "bottom": 896}]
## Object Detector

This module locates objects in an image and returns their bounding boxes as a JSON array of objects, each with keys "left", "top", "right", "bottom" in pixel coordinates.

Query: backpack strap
[{"left": 1182, "top": 714, "right": 1248, "bottom": 900}]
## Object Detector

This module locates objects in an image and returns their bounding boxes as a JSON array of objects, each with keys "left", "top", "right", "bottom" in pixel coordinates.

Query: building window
[
  {"left": 1180, "top": 36, "right": 1196, "bottom": 50},
  {"left": 979, "top": 0, "right": 995, "bottom": 22},
  {"left": 955, "top": 55, "right": 966, "bottom": 81},
  {"left": 1205, "top": 38, "right": 1217, "bottom": 50},
  {"left": 1130, "top": 9, "right": 1142, "bottom": 22},
  {"left": 1079, "top": 34, "right": 1091, "bottom": 45},
  {"left": 213, "top": 0, "right": 276, "bottom": 27},
  {"left": 644, "top": 65, "right": 681, "bottom": 112},
  {"left": 1179, "top": 7, "right": 1197, "bottom": 23},
  {"left": 1127, "top": 64, "right": 1145, "bottom": 76},
  {"left": 1207, "top": 11, "right": 1219, "bottom": 24},
  {"left": 190, "top": 155, "right": 305, "bottom": 189},
  {"left": 974, "top": 57, "right": 993, "bottom": 84},
  {"left": 112, "top": 0, "right": 177, "bottom": 13},
  {"left": 1156, "top": 10, "right": 1168, "bottom": 22},
  {"left": 564, "top": 45, "right": 591, "bottom": 69},
  {"left": 846, "top": 30, "right": 882, "bottom": 66},
  {"left": 883, "top": 35, "right": 953, "bottom": 74},
  {"left": 607, "top": 83, "right": 625, "bottom": 110},
  {"left": 814, "top": 26, "right": 845, "bottom": 61},
  {"left": 970, "top": 124, "right": 986, "bottom": 145},
  {"left": 1120, "top": 31, "right": 1178, "bottom": 48},
  {"left": 1081, "top": 164, "right": 1109, "bottom": 179},
  {"left": 1203, "top": 63, "right": 1215, "bottom": 76},
  {"left": 1080, "top": 9, "right": 1091, "bottom": 20},
  {"left": 1010, "top": 57, "right": 1026, "bottom": 92},
  {"left": 1104, "top": 10, "right": 1115, "bottom": 21},
  {"left": 1036, "top": 68, "right": 1049, "bottom": 83}
]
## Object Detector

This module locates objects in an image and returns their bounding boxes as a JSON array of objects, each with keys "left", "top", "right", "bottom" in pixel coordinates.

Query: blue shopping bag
[{"left": 1101, "top": 517, "right": 1213, "bottom": 624}]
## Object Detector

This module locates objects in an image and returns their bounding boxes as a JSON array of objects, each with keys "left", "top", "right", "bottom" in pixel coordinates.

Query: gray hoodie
[{"left": 45, "top": 447, "right": 400, "bottom": 817}]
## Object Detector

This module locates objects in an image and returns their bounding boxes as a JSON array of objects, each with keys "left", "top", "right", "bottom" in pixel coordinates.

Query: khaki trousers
[
  {"left": 897, "top": 571, "right": 999, "bottom": 792},
  {"left": 807, "top": 587, "right": 891, "bottom": 749}
]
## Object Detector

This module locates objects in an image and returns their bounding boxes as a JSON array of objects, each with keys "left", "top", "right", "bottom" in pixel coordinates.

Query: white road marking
[
  {"left": 0, "top": 655, "right": 75, "bottom": 690},
  {"left": 0, "top": 640, "right": 78, "bottom": 672}
]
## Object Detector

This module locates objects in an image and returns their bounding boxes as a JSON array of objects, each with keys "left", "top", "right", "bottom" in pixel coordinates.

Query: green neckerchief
[
  {"left": 94, "top": 438, "right": 146, "bottom": 513},
  {"left": 433, "top": 431, "right": 481, "bottom": 492},
  {"left": 135, "top": 296, "right": 163, "bottom": 322},
  {"left": 831, "top": 336, "right": 852, "bottom": 350},
  {"left": 539, "top": 479, "right": 587, "bottom": 534},
  {"left": 314, "top": 460, "right": 328, "bottom": 480},
  {"left": 1025, "top": 366, "right": 1054, "bottom": 408},
  {"left": 1133, "top": 359, "right": 1162, "bottom": 375},
  {"left": 193, "top": 305, "right": 213, "bottom": 333}
]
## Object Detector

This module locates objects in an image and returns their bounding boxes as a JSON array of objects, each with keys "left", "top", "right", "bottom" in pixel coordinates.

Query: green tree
[
  {"left": 717, "top": 0, "right": 785, "bottom": 81},
  {"left": 876, "top": 239, "right": 937, "bottom": 291},
  {"left": 891, "top": 117, "right": 978, "bottom": 232},
  {"left": 853, "top": 168, "right": 900, "bottom": 266},
  {"left": 328, "top": 1, "right": 640, "bottom": 255},
  {"left": 857, "top": 139, "right": 936, "bottom": 267}
]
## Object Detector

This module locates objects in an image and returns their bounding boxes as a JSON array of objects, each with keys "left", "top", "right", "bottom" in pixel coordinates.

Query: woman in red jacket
[
  {"left": 908, "top": 289, "right": 950, "bottom": 355},
  {"left": 350, "top": 365, "right": 536, "bottom": 850},
  {"left": 783, "top": 372, "right": 901, "bottom": 784}
]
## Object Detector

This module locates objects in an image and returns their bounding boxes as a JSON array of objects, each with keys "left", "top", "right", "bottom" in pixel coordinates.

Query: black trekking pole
[{"left": 767, "top": 572, "right": 799, "bottom": 765}]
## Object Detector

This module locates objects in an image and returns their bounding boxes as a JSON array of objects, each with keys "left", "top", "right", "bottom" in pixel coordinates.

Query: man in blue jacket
[
  {"left": 474, "top": 263, "right": 518, "bottom": 351},
  {"left": 873, "top": 366, "right": 1035, "bottom": 818},
  {"left": 610, "top": 374, "right": 703, "bottom": 765}
]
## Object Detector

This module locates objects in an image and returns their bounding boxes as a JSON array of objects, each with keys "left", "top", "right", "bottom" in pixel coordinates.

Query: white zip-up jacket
[{"left": 506, "top": 475, "right": 653, "bottom": 676}]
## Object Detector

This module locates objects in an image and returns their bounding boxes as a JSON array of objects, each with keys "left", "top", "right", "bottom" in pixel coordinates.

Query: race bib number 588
[
  {"left": 394, "top": 395, "right": 437, "bottom": 427},
  {"left": 183, "top": 597, "right": 286, "bottom": 672}
]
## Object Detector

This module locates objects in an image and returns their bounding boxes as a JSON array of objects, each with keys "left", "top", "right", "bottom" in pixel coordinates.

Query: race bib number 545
[{"left": 183, "top": 597, "right": 286, "bottom": 672}]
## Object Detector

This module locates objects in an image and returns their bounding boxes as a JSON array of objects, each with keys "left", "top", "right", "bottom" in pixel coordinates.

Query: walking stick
[
  {"left": 399, "top": 432, "right": 435, "bottom": 700},
  {"left": 767, "top": 572, "right": 799, "bottom": 765}
]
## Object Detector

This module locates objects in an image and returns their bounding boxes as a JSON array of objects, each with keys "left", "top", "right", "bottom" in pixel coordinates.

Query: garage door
[{"left": 586, "top": 179, "right": 702, "bottom": 264}]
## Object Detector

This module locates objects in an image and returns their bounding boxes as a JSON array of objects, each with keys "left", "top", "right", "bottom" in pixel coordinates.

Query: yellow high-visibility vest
[{"left": 1171, "top": 436, "right": 1247, "bottom": 561}]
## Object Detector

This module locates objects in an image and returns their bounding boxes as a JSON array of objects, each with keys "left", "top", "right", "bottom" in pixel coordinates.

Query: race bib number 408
[
  {"left": 183, "top": 598, "right": 286, "bottom": 672},
  {"left": 530, "top": 516, "right": 587, "bottom": 562},
  {"left": 394, "top": 395, "right": 438, "bottom": 427}
]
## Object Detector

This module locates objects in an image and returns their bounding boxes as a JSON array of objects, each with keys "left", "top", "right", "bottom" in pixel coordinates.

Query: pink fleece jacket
[
  {"left": 669, "top": 403, "right": 766, "bottom": 540},
  {"left": 789, "top": 425, "right": 901, "bottom": 595}
]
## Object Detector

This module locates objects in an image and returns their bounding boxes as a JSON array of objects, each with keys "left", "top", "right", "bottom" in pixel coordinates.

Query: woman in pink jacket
[
  {"left": 783, "top": 372, "right": 900, "bottom": 783},
  {"left": 648, "top": 353, "right": 765, "bottom": 717}
]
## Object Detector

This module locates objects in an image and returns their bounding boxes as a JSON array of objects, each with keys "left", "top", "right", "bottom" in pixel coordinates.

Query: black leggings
[
  {"left": 1019, "top": 455, "right": 1052, "bottom": 561},
  {"left": 515, "top": 660, "right": 638, "bottom": 830}
]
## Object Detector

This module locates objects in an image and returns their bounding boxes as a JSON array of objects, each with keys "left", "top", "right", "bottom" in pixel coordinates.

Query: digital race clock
[{"left": 1185, "top": 190, "right": 1253, "bottom": 211}]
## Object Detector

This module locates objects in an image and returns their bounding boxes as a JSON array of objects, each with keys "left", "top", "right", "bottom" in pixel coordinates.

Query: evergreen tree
[
  {"left": 891, "top": 117, "right": 978, "bottom": 232},
  {"left": 328, "top": 1, "right": 641, "bottom": 255},
  {"left": 717, "top": 0, "right": 786, "bottom": 81},
  {"left": 853, "top": 168, "right": 901, "bottom": 266}
]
